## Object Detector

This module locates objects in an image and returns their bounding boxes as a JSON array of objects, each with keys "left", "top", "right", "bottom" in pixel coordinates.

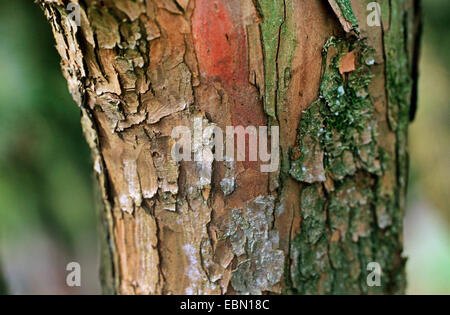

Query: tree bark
[{"left": 38, "top": 0, "right": 420, "bottom": 294}]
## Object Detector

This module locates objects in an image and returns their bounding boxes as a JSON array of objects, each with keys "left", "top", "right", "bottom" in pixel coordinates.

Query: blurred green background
[{"left": 0, "top": 0, "right": 448, "bottom": 294}]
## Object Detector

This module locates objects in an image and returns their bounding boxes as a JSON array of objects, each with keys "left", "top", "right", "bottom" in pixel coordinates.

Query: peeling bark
[{"left": 38, "top": 0, "right": 420, "bottom": 294}]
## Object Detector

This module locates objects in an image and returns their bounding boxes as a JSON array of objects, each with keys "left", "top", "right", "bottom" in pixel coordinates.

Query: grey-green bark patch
[
  {"left": 299, "top": 185, "right": 327, "bottom": 245},
  {"left": 289, "top": 101, "right": 326, "bottom": 183},
  {"left": 224, "top": 196, "right": 284, "bottom": 294}
]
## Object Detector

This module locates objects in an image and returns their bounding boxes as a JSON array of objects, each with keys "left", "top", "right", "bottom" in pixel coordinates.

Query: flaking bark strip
[
  {"left": 255, "top": 0, "right": 284, "bottom": 118},
  {"left": 328, "top": 0, "right": 360, "bottom": 34}
]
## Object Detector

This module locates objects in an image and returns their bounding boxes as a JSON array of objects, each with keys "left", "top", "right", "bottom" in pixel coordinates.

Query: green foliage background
[{"left": 0, "top": 0, "right": 95, "bottom": 248}]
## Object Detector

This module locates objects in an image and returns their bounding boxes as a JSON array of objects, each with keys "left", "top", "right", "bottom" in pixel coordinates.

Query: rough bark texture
[{"left": 38, "top": 0, "right": 420, "bottom": 294}]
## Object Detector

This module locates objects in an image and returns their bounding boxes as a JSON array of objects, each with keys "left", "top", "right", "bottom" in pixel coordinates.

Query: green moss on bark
[
  {"left": 334, "top": 0, "right": 359, "bottom": 32},
  {"left": 290, "top": 37, "right": 381, "bottom": 184},
  {"left": 289, "top": 31, "right": 411, "bottom": 293}
]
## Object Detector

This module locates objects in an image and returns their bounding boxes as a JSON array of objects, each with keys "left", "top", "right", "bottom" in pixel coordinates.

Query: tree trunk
[{"left": 38, "top": 0, "right": 420, "bottom": 294}]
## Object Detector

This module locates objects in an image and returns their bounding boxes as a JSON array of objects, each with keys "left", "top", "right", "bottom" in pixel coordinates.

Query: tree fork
[{"left": 38, "top": 0, "right": 421, "bottom": 294}]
